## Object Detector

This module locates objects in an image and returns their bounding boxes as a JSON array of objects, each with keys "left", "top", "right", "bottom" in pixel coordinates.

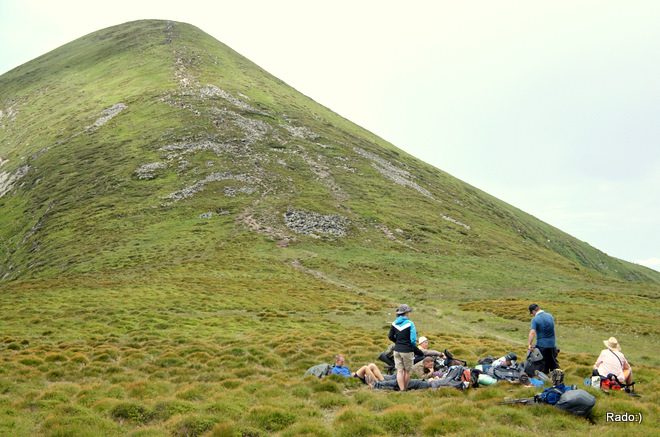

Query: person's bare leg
[
  {"left": 367, "top": 363, "right": 385, "bottom": 381},
  {"left": 402, "top": 370, "right": 411, "bottom": 390},
  {"left": 356, "top": 365, "right": 384, "bottom": 382},
  {"left": 623, "top": 367, "right": 633, "bottom": 385},
  {"left": 396, "top": 369, "right": 406, "bottom": 390},
  {"left": 354, "top": 366, "right": 368, "bottom": 380}
]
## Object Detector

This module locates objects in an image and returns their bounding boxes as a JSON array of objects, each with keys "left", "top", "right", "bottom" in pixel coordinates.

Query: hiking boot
[
  {"left": 535, "top": 370, "right": 550, "bottom": 383},
  {"left": 470, "top": 371, "right": 480, "bottom": 388},
  {"left": 364, "top": 374, "right": 375, "bottom": 390},
  {"left": 519, "top": 373, "right": 531, "bottom": 386}
]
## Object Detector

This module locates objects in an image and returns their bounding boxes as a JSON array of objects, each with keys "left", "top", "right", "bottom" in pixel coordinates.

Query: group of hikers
[{"left": 308, "top": 302, "right": 635, "bottom": 410}]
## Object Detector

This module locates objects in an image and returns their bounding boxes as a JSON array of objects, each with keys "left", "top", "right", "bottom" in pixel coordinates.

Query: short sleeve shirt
[
  {"left": 330, "top": 366, "right": 352, "bottom": 377},
  {"left": 531, "top": 311, "right": 556, "bottom": 348},
  {"left": 595, "top": 349, "right": 629, "bottom": 382}
]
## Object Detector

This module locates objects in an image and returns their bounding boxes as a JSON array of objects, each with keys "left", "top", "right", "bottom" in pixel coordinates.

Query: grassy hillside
[{"left": 1, "top": 20, "right": 658, "bottom": 436}]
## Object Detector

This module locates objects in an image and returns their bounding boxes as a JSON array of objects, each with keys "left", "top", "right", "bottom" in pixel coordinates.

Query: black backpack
[
  {"left": 492, "top": 365, "right": 522, "bottom": 382},
  {"left": 434, "top": 365, "right": 475, "bottom": 391}
]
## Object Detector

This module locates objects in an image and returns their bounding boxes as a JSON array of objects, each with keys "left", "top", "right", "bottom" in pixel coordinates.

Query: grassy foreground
[{"left": 1, "top": 251, "right": 658, "bottom": 436}]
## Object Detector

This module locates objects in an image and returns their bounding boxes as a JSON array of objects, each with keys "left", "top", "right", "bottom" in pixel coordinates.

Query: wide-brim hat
[
  {"left": 603, "top": 337, "right": 621, "bottom": 351},
  {"left": 396, "top": 304, "right": 413, "bottom": 315}
]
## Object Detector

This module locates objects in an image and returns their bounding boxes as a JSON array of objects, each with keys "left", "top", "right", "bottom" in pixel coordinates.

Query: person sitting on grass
[
  {"left": 331, "top": 354, "right": 386, "bottom": 384},
  {"left": 415, "top": 336, "right": 445, "bottom": 363},
  {"left": 593, "top": 337, "right": 633, "bottom": 387}
]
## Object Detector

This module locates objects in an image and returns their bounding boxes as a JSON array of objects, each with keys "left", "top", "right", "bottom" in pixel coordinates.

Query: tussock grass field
[
  {"left": 1, "top": 267, "right": 658, "bottom": 436},
  {"left": 1, "top": 20, "right": 659, "bottom": 436}
]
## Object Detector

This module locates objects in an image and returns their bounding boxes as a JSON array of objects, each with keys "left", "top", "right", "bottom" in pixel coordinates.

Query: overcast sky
[{"left": 1, "top": 0, "right": 658, "bottom": 271}]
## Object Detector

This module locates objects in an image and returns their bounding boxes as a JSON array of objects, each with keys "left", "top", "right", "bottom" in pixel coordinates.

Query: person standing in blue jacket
[{"left": 388, "top": 304, "right": 417, "bottom": 391}]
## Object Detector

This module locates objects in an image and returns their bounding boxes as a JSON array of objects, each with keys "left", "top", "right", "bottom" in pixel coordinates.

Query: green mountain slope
[
  {"left": 1, "top": 20, "right": 658, "bottom": 436},
  {"left": 1, "top": 20, "right": 658, "bottom": 286}
]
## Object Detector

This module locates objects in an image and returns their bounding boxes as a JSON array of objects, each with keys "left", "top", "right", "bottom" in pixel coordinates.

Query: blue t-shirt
[
  {"left": 531, "top": 311, "right": 556, "bottom": 348},
  {"left": 330, "top": 366, "right": 352, "bottom": 377}
]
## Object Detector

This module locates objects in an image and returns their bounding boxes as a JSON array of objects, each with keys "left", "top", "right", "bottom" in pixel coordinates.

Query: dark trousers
[{"left": 538, "top": 346, "right": 559, "bottom": 373}]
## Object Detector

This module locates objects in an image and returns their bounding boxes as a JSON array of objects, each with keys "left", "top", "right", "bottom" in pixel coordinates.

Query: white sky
[{"left": 1, "top": 0, "right": 658, "bottom": 271}]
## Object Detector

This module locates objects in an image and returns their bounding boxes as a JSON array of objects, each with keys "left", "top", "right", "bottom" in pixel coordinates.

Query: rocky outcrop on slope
[{"left": 283, "top": 209, "right": 350, "bottom": 238}]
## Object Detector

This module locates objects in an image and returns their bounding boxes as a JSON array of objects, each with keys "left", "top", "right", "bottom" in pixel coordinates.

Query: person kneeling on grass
[{"left": 331, "top": 354, "right": 386, "bottom": 384}]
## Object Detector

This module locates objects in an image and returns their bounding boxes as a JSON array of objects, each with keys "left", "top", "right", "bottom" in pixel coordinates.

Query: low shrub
[
  {"left": 109, "top": 401, "right": 154, "bottom": 424},
  {"left": 45, "top": 353, "right": 69, "bottom": 363},
  {"left": 310, "top": 380, "right": 341, "bottom": 393},
  {"left": 151, "top": 399, "right": 195, "bottom": 421},
  {"left": 421, "top": 415, "right": 466, "bottom": 436},
  {"left": 248, "top": 405, "right": 296, "bottom": 432},
  {"left": 314, "top": 392, "right": 349, "bottom": 408},
  {"left": 280, "top": 418, "right": 333, "bottom": 437},
  {"left": 175, "top": 384, "right": 213, "bottom": 401},
  {"left": 171, "top": 415, "right": 220, "bottom": 437},
  {"left": 19, "top": 357, "right": 44, "bottom": 367},
  {"left": 127, "top": 380, "right": 171, "bottom": 399},
  {"left": 380, "top": 406, "right": 423, "bottom": 434}
]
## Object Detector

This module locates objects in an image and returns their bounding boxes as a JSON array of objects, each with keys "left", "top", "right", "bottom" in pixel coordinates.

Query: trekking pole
[{"left": 496, "top": 397, "right": 537, "bottom": 406}]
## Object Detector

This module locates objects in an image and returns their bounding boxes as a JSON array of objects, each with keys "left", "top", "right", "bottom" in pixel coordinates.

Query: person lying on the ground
[
  {"left": 331, "top": 354, "right": 385, "bottom": 384},
  {"left": 480, "top": 352, "right": 517, "bottom": 376},
  {"left": 366, "top": 365, "right": 477, "bottom": 391},
  {"left": 493, "top": 352, "right": 517, "bottom": 367},
  {"left": 412, "top": 356, "right": 440, "bottom": 380}
]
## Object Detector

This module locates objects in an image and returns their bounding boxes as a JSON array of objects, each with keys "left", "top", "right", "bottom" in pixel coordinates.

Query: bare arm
[{"left": 528, "top": 329, "right": 536, "bottom": 351}]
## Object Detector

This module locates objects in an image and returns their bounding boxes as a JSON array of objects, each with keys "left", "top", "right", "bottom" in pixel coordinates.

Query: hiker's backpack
[
  {"left": 492, "top": 365, "right": 522, "bottom": 382},
  {"left": 436, "top": 365, "right": 475, "bottom": 390},
  {"left": 385, "top": 343, "right": 395, "bottom": 360},
  {"left": 478, "top": 356, "right": 495, "bottom": 366},
  {"left": 555, "top": 389, "right": 596, "bottom": 417},
  {"left": 522, "top": 348, "right": 545, "bottom": 377},
  {"left": 304, "top": 363, "right": 332, "bottom": 378}
]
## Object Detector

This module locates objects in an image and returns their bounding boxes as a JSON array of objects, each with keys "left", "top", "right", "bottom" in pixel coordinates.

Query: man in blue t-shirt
[
  {"left": 528, "top": 303, "right": 559, "bottom": 373},
  {"left": 330, "top": 354, "right": 385, "bottom": 383}
]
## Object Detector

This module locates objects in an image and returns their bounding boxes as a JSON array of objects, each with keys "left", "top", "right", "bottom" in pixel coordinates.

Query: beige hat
[
  {"left": 418, "top": 336, "right": 428, "bottom": 345},
  {"left": 603, "top": 337, "right": 621, "bottom": 351}
]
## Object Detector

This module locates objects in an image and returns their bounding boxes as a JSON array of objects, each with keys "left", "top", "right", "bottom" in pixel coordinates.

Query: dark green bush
[{"left": 109, "top": 401, "right": 154, "bottom": 424}]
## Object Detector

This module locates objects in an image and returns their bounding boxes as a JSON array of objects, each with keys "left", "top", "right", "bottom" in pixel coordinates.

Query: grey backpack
[
  {"left": 522, "top": 348, "right": 544, "bottom": 377},
  {"left": 555, "top": 389, "right": 596, "bottom": 417},
  {"left": 304, "top": 363, "right": 332, "bottom": 378}
]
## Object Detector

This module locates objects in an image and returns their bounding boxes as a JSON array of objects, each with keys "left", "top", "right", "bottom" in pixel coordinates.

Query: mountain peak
[{"left": 1, "top": 19, "right": 658, "bottom": 285}]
